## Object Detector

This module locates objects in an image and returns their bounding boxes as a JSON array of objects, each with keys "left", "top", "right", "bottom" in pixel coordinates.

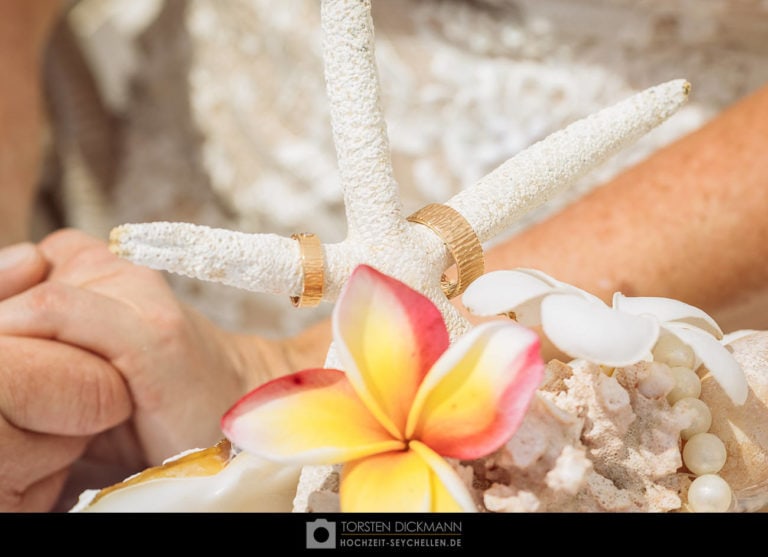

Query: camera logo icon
[{"left": 306, "top": 519, "right": 336, "bottom": 549}]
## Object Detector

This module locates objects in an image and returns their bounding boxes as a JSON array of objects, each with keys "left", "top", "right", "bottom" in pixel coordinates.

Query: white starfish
[
  {"left": 87, "top": 0, "right": 693, "bottom": 514},
  {"left": 109, "top": 0, "right": 689, "bottom": 345}
]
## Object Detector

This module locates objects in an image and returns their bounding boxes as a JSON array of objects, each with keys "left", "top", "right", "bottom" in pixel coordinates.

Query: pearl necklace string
[{"left": 652, "top": 335, "right": 734, "bottom": 512}]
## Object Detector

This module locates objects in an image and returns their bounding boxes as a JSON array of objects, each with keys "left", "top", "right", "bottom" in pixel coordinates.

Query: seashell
[
  {"left": 699, "top": 331, "right": 768, "bottom": 511},
  {"left": 71, "top": 439, "right": 301, "bottom": 512}
]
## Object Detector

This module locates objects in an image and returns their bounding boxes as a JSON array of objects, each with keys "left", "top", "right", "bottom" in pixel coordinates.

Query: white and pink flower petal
[
  {"left": 339, "top": 442, "right": 476, "bottom": 512},
  {"left": 339, "top": 449, "right": 432, "bottom": 512},
  {"left": 405, "top": 321, "right": 544, "bottom": 460},
  {"left": 222, "top": 369, "right": 404, "bottom": 464},
  {"left": 410, "top": 441, "right": 477, "bottom": 512},
  {"left": 333, "top": 265, "right": 449, "bottom": 436}
]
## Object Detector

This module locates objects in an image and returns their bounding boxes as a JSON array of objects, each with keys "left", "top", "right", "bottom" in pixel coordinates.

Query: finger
[
  {"left": 0, "top": 424, "right": 89, "bottom": 512},
  {"left": 0, "top": 336, "right": 132, "bottom": 435},
  {"left": 0, "top": 281, "right": 152, "bottom": 363},
  {"left": 38, "top": 228, "right": 164, "bottom": 291},
  {"left": 37, "top": 228, "right": 144, "bottom": 287},
  {"left": 0, "top": 242, "right": 49, "bottom": 300},
  {"left": 37, "top": 227, "right": 107, "bottom": 267}
]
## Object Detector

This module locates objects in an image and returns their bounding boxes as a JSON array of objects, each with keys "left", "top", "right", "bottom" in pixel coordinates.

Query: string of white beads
[{"left": 653, "top": 334, "right": 733, "bottom": 512}]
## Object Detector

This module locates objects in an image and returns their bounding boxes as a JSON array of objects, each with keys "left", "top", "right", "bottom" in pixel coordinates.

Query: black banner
[{"left": 7, "top": 511, "right": 751, "bottom": 553}]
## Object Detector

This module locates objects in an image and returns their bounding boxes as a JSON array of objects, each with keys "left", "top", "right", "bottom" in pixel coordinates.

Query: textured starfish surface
[{"left": 109, "top": 0, "right": 689, "bottom": 348}]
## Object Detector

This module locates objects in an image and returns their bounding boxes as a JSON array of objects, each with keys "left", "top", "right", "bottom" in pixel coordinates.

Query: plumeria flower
[
  {"left": 462, "top": 268, "right": 747, "bottom": 405},
  {"left": 462, "top": 269, "right": 660, "bottom": 366},
  {"left": 611, "top": 292, "right": 746, "bottom": 404},
  {"left": 222, "top": 265, "right": 544, "bottom": 512}
]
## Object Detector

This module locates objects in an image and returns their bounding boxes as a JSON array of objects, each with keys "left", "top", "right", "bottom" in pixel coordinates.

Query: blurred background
[{"left": 34, "top": 0, "right": 768, "bottom": 337}]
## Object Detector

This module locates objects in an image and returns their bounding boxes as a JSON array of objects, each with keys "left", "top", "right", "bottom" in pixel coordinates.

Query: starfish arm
[
  {"left": 449, "top": 79, "right": 691, "bottom": 242},
  {"left": 321, "top": 0, "right": 405, "bottom": 241},
  {"left": 108, "top": 221, "right": 451, "bottom": 308},
  {"left": 110, "top": 222, "right": 319, "bottom": 297}
]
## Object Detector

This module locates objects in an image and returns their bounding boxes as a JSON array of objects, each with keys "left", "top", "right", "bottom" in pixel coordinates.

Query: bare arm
[
  {"left": 482, "top": 83, "right": 768, "bottom": 333},
  {"left": 274, "top": 83, "right": 768, "bottom": 369},
  {"left": 0, "top": 1, "right": 60, "bottom": 245}
]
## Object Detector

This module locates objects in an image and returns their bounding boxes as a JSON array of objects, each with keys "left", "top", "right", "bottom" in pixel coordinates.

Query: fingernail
[{"left": 0, "top": 243, "right": 37, "bottom": 270}]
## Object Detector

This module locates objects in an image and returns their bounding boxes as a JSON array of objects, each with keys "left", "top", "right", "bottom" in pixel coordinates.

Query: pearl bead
[
  {"left": 683, "top": 433, "right": 727, "bottom": 475},
  {"left": 673, "top": 397, "right": 712, "bottom": 440},
  {"left": 687, "top": 474, "right": 732, "bottom": 512},
  {"left": 653, "top": 335, "right": 695, "bottom": 368},
  {"left": 667, "top": 366, "right": 701, "bottom": 404}
]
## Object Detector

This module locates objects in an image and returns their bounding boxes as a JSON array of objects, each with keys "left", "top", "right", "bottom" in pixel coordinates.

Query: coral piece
[
  {"left": 294, "top": 338, "right": 768, "bottom": 513},
  {"left": 465, "top": 359, "right": 688, "bottom": 512}
]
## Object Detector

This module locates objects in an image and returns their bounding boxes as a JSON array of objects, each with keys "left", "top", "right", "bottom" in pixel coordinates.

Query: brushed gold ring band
[
  {"left": 407, "top": 203, "right": 485, "bottom": 299},
  {"left": 290, "top": 233, "right": 324, "bottom": 307}
]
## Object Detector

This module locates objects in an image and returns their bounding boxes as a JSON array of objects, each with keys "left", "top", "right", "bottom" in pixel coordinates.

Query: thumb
[{"left": 0, "top": 243, "right": 49, "bottom": 300}]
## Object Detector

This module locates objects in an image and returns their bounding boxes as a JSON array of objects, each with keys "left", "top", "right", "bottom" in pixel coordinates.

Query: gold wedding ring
[
  {"left": 407, "top": 203, "right": 484, "bottom": 299},
  {"left": 290, "top": 233, "right": 324, "bottom": 307}
]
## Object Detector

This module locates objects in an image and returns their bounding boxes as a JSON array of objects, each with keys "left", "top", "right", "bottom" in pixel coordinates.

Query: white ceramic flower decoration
[{"left": 462, "top": 269, "right": 748, "bottom": 405}]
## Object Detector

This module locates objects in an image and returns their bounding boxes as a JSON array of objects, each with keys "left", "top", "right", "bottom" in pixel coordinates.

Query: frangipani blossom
[
  {"left": 612, "top": 292, "right": 746, "bottom": 405},
  {"left": 463, "top": 269, "right": 660, "bottom": 367},
  {"left": 222, "top": 265, "right": 544, "bottom": 512},
  {"left": 462, "top": 269, "right": 747, "bottom": 405}
]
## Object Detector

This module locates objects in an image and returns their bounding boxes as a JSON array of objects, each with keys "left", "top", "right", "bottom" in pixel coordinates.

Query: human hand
[
  {"left": 0, "top": 230, "right": 263, "bottom": 511},
  {"left": 0, "top": 241, "right": 133, "bottom": 511}
]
